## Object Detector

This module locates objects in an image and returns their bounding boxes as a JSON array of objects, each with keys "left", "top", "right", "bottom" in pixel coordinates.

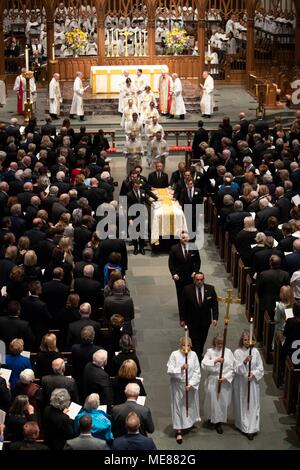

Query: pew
[
  {"left": 237, "top": 259, "right": 250, "bottom": 305},
  {"left": 262, "top": 311, "right": 275, "bottom": 364},
  {"left": 224, "top": 232, "right": 231, "bottom": 273},
  {"left": 209, "top": 200, "right": 215, "bottom": 235},
  {"left": 283, "top": 356, "right": 300, "bottom": 414},
  {"left": 245, "top": 274, "right": 256, "bottom": 321},
  {"left": 230, "top": 244, "right": 239, "bottom": 288},
  {"left": 212, "top": 206, "right": 219, "bottom": 246},
  {"left": 218, "top": 224, "right": 225, "bottom": 260},
  {"left": 272, "top": 333, "right": 285, "bottom": 388},
  {"left": 253, "top": 293, "right": 264, "bottom": 342}
]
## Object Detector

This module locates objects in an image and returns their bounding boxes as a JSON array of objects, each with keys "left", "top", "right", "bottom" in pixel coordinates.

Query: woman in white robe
[
  {"left": 200, "top": 71, "right": 214, "bottom": 117},
  {"left": 202, "top": 333, "right": 235, "bottom": 434},
  {"left": 167, "top": 336, "right": 201, "bottom": 443},
  {"left": 233, "top": 330, "right": 264, "bottom": 440}
]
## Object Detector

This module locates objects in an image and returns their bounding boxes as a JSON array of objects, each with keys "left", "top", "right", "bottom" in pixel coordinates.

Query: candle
[
  {"left": 249, "top": 317, "right": 253, "bottom": 346},
  {"left": 52, "top": 43, "right": 55, "bottom": 61},
  {"left": 115, "top": 30, "right": 119, "bottom": 56},
  {"left": 25, "top": 45, "right": 29, "bottom": 71},
  {"left": 208, "top": 40, "right": 211, "bottom": 56},
  {"left": 139, "top": 29, "right": 142, "bottom": 45}
]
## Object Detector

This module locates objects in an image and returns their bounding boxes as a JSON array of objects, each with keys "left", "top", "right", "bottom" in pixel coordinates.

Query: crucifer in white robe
[
  {"left": 49, "top": 77, "right": 62, "bottom": 116},
  {"left": 167, "top": 349, "right": 201, "bottom": 430},
  {"left": 200, "top": 74, "right": 214, "bottom": 116},
  {"left": 202, "top": 347, "right": 235, "bottom": 424},
  {"left": 233, "top": 346, "right": 264, "bottom": 435},
  {"left": 70, "top": 76, "right": 85, "bottom": 117}
]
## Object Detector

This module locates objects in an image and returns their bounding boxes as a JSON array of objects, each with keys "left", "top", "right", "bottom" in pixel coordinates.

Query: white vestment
[
  {"left": 167, "top": 350, "right": 201, "bottom": 430},
  {"left": 151, "top": 138, "right": 168, "bottom": 167},
  {"left": 70, "top": 76, "right": 84, "bottom": 116},
  {"left": 13, "top": 75, "right": 36, "bottom": 105},
  {"left": 172, "top": 77, "right": 186, "bottom": 116},
  {"left": 49, "top": 77, "right": 62, "bottom": 115},
  {"left": 202, "top": 347, "right": 235, "bottom": 423},
  {"left": 200, "top": 75, "right": 214, "bottom": 115},
  {"left": 118, "top": 77, "right": 132, "bottom": 113},
  {"left": 0, "top": 80, "right": 6, "bottom": 106},
  {"left": 233, "top": 347, "right": 264, "bottom": 434}
]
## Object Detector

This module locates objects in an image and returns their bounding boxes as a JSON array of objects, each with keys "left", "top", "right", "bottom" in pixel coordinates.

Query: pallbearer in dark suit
[
  {"left": 168, "top": 231, "right": 201, "bottom": 322},
  {"left": 182, "top": 272, "right": 219, "bottom": 361},
  {"left": 148, "top": 161, "right": 169, "bottom": 188},
  {"left": 179, "top": 178, "right": 203, "bottom": 233}
]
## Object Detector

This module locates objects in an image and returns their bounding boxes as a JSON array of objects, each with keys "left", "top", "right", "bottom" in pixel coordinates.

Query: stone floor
[{"left": 108, "top": 154, "right": 300, "bottom": 451}]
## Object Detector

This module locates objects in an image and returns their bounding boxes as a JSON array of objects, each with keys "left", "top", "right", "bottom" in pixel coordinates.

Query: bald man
[
  {"left": 41, "top": 357, "right": 79, "bottom": 404},
  {"left": 49, "top": 73, "right": 62, "bottom": 120},
  {"left": 69, "top": 71, "right": 90, "bottom": 121}
]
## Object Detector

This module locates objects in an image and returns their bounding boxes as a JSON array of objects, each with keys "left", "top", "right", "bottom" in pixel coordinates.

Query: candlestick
[
  {"left": 143, "top": 31, "right": 147, "bottom": 56},
  {"left": 208, "top": 40, "right": 211, "bottom": 56},
  {"left": 115, "top": 30, "right": 119, "bottom": 57},
  {"left": 25, "top": 45, "right": 29, "bottom": 72},
  {"left": 134, "top": 31, "right": 137, "bottom": 56},
  {"left": 52, "top": 43, "right": 55, "bottom": 61},
  {"left": 106, "top": 31, "right": 110, "bottom": 57},
  {"left": 249, "top": 317, "right": 253, "bottom": 346}
]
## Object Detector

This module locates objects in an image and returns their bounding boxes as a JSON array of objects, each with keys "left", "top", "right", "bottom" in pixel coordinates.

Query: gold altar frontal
[{"left": 90, "top": 65, "right": 168, "bottom": 94}]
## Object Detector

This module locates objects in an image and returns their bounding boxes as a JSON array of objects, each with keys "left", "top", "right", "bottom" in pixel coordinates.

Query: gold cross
[
  {"left": 218, "top": 289, "right": 240, "bottom": 325},
  {"left": 119, "top": 28, "right": 133, "bottom": 57}
]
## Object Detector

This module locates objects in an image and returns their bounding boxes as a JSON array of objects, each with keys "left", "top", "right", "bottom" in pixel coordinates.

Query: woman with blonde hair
[
  {"left": 113, "top": 359, "right": 146, "bottom": 405},
  {"left": 58, "top": 236, "right": 74, "bottom": 266},
  {"left": 23, "top": 249, "right": 42, "bottom": 282},
  {"left": 273, "top": 285, "right": 295, "bottom": 343},
  {"left": 35, "top": 333, "right": 62, "bottom": 378},
  {"left": 235, "top": 216, "right": 258, "bottom": 267}
]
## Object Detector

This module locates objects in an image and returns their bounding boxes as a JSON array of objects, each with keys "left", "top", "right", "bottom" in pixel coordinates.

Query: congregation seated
[
  {"left": 34, "top": 333, "right": 63, "bottom": 378},
  {"left": 74, "top": 393, "right": 113, "bottom": 443},
  {"left": 112, "top": 359, "right": 146, "bottom": 406}
]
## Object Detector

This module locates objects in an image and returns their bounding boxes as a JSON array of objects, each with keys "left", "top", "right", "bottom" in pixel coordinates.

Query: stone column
[
  {"left": 97, "top": 17, "right": 105, "bottom": 63},
  {"left": 197, "top": 18, "right": 205, "bottom": 83},
  {"left": 47, "top": 19, "right": 58, "bottom": 79},
  {"left": 147, "top": 6, "right": 156, "bottom": 63},
  {"left": 246, "top": 17, "right": 255, "bottom": 73},
  {"left": 295, "top": 19, "right": 300, "bottom": 67}
]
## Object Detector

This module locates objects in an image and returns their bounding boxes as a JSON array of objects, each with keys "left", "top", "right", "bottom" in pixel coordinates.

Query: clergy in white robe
[
  {"left": 133, "top": 69, "right": 146, "bottom": 111},
  {"left": 140, "top": 87, "right": 157, "bottom": 123},
  {"left": 13, "top": 70, "right": 36, "bottom": 114},
  {"left": 200, "top": 71, "right": 214, "bottom": 117},
  {"left": 201, "top": 334, "right": 235, "bottom": 432},
  {"left": 150, "top": 132, "right": 168, "bottom": 168},
  {"left": 125, "top": 113, "right": 143, "bottom": 141},
  {"left": 124, "top": 134, "right": 143, "bottom": 174},
  {"left": 170, "top": 74, "right": 186, "bottom": 119},
  {"left": 158, "top": 72, "right": 173, "bottom": 115},
  {"left": 118, "top": 70, "right": 131, "bottom": 113},
  {"left": 49, "top": 73, "right": 62, "bottom": 119},
  {"left": 167, "top": 336, "right": 201, "bottom": 438},
  {"left": 233, "top": 331, "right": 264, "bottom": 439},
  {"left": 121, "top": 100, "right": 138, "bottom": 129},
  {"left": 70, "top": 71, "right": 89, "bottom": 119}
]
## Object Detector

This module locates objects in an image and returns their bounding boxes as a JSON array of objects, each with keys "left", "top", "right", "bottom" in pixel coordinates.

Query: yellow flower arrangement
[
  {"left": 165, "top": 28, "right": 192, "bottom": 55},
  {"left": 64, "top": 28, "right": 88, "bottom": 56}
]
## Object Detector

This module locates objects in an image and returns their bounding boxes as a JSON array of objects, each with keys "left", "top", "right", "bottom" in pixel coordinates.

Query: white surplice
[
  {"left": 70, "top": 76, "right": 84, "bottom": 116},
  {"left": 172, "top": 77, "right": 186, "bottom": 116},
  {"left": 200, "top": 74, "right": 214, "bottom": 116},
  {"left": 233, "top": 346, "right": 264, "bottom": 434},
  {"left": 167, "top": 349, "right": 201, "bottom": 430},
  {"left": 201, "top": 347, "right": 235, "bottom": 424},
  {"left": 49, "top": 77, "right": 62, "bottom": 115}
]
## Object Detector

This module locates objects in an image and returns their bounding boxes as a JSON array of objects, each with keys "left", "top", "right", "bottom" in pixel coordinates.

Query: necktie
[
  {"left": 184, "top": 246, "right": 188, "bottom": 259},
  {"left": 198, "top": 287, "right": 202, "bottom": 305},
  {"left": 189, "top": 189, "right": 192, "bottom": 201}
]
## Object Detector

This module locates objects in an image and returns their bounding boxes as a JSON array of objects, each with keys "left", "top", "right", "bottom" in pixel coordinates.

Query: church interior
[{"left": 0, "top": 0, "right": 299, "bottom": 452}]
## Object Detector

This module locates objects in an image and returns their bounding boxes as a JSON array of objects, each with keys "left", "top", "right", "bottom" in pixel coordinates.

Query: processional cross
[
  {"left": 217, "top": 289, "right": 240, "bottom": 398},
  {"left": 120, "top": 28, "right": 133, "bottom": 57}
]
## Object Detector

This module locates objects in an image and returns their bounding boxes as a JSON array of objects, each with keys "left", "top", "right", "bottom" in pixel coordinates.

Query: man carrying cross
[{"left": 182, "top": 272, "right": 218, "bottom": 361}]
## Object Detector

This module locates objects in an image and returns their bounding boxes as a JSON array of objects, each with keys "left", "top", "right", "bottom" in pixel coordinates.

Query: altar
[{"left": 90, "top": 64, "right": 168, "bottom": 94}]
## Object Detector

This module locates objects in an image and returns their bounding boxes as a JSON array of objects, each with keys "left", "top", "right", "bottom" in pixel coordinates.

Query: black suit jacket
[
  {"left": 95, "top": 238, "right": 128, "bottom": 273},
  {"left": 256, "top": 268, "right": 290, "bottom": 315},
  {"left": 73, "top": 278, "right": 102, "bottom": 314},
  {"left": 43, "top": 406, "right": 74, "bottom": 451},
  {"left": 111, "top": 400, "right": 154, "bottom": 437},
  {"left": 83, "top": 363, "right": 113, "bottom": 411},
  {"left": 168, "top": 243, "right": 201, "bottom": 283},
  {"left": 252, "top": 248, "right": 282, "bottom": 274},
  {"left": 41, "top": 374, "right": 79, "bottom": 404},
  {"left": 73, "top": 225, "right": 92, "bottom": 260},
  {"left": 82, "top": 187, "right": 108, "bottom": 211},
  {"left": 255, "top": 206, "right": 280, "bottom": 231},
  {"left": 20, "top": 296, "right": 52, "bottom": 347},
  {"left": 179, "top": 187, "right": 203, "bottom": 207},
  {"left": 147, "top": 171, "right": 169, "bottom": 188},
  {"left": 275, "top": 197, "right": 291, "bottom": 224},
  {"left": 0, "top": 315, "right": 34, "bottom": 350},
  {"left": 24, "top": 228, "right": 46, "bottom": 249},
  {"left": 192, "top": 127, "right": 209, "bottom": 158},
  {"left": 278, "top": 236, "right": 298, "bottom": 254},
  {"left": 42, "top": 280, "right": 69, "bottom": 315},
  {"left": 183, "top": 283, "right": 219, "bottom": 326},
  {"left": 224, "top": 211, "right": 251, "bottom": 242},
  {"left": 67, "top": 318, "right": 101, "bottom": 346}
]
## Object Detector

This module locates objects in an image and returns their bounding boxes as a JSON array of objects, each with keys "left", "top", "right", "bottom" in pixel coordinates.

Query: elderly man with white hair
[
  {"left": 41, "top": 357, "right": 79, "bottom": 404},
  {"left": 169, "top": 73, "right": 186, "bottom": 120},
  {"left": 67, "top": 301, "right": 101, "bottom": 346},
  {"left": 69, "top": 71, "right": 90, "bottom": 121},
  {"left": 49, "top": 73, "right": 62, "bottom": 120},
  {"left": 111, "top": 383, "right": 155, "bottom": 437},
  {"left": 74, "top": 265, "right": 102, "bottom": 315},
  {"left": 83, "top": 350, "right": 113, "bottom": 412}
]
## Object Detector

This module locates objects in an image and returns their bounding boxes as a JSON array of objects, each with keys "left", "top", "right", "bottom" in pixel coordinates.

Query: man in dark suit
[
  {"left": 20, "top": 281, "right": 52, "bottom": 349},
  {"left": 82, "top": 178, "right": 108, "bottom": 211},
  {"left": 285, "top": 239, "right": 300, "bottom": 277},
  {"left": 41, "top": 116, "right": 56, "bottom": 137},
  {"left": 94, "top": 226, "right": 128, "bottom": 276},
  {"left": 0, "top": 300, "right": 34, "bottom": 350},
  {"left": 254, "top": 112, "right": 269, "bottom": 136},
  {"left": 112, "top": 412, "right": 156, "bottom": 450},
  {"left": 168, "top": 231, "right": 201, "bottom": 322},
  {"left": 255, "top": 198, "right": 280, "bottom": 232},
  {"left": 111, "top": 383, "right": 154, "bottom": 437},
  {"left": 182, "top": 272, "right": 219, "bottom": 360},
  {"left": 42, "top": 267, "right": 69, "bottom": 317},
  {"left": 148, "top": 161, "right": 169, "bottom": 188},
  {"left": 66, "top": 302, "right": 101, "bottom": 347},
  {"left": 224, "top": 200, "right": 250, "bottom": 243},
  {"left": 278, "top": 223, "right": 297, "bottom": 254},
  {"left": 83, "top": 349, "right": 113, "bottom": 411},
  {"left": 73, "top": 265, "right": 102, "bottom": 316},
  {"left": 252, "top": 236, "right": 282, "bottom": 274},
  {"left": 256, "top": 255, "right": 289, "bottom": 323},
  {"left": 73, "top": 216, "right": 92, "bottom": 260},
  {"left": 24, "top": 218, "right": 46, "bottom": 249},
  {"left": 17, "top": 182, "right": 34, "bottom": 211},
  {"left": 64, "top": 415, "right": 110, "bottom": 450},
  {"left": 127, "top": 181, "right": 158, "bottom": 255},
  {"left": 41, "top": 357, "right": 79, "bottom": 404},
  {"left": 10, "top": 422, "right": 49, "bottom": 450},
  {"left": 275, "top": 187, "right": 291, "bottom": 224},
  {"left": 169, "top": 162, "right": 186, "bottom": 188},
  {"left": 0, "top": 182, "right": 9, "bottom": 219},
  {"left": 74, "top": 248, "right": 100, "bottom": 280},
  {"left": 0, "top": 245, "right": 17, "bottom": 288},
  {"left": 103, "top": 279, "right": 134, "bottom": 335},
  {"left": 192, "top": 120, "right": 209, "bottom": 159},
  {"left": 239, "top": 112, "right": 249, "bottom": 137},
  {"left": 179, "top": 178, "right": 203, "bottom": 233}
]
